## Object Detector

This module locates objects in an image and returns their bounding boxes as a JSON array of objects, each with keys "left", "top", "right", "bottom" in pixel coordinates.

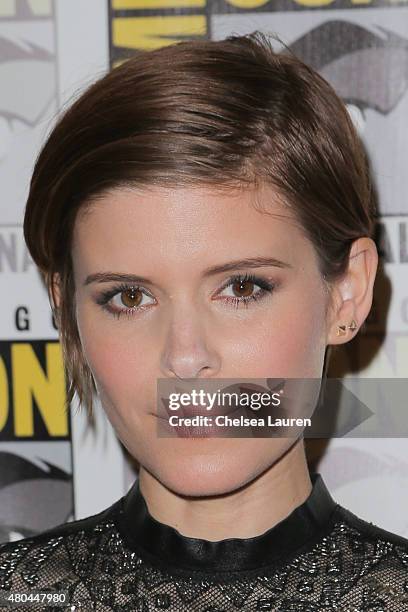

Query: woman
[{"left": 0, "top": 31, "right": 407, "bottom": 611}]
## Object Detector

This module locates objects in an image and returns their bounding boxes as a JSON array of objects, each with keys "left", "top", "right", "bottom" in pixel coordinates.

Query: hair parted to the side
[{"left": 23, "top": 31, "right": 376, "bottom": 419}]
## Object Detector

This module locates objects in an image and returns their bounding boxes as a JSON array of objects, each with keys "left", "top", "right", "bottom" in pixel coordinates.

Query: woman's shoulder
[
  {"left": 326, "top": 502, "right": 408, "bottom": 601},
  {"left": 331, "top": 502, "right": 408, "bottom": 550},
  {"left": 0, "top": 496, "right": 124, "bottom": 608}
]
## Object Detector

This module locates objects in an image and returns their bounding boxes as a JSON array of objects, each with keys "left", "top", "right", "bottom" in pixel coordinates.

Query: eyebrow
[{"left": 83, "top": 257, "right": 293, "bottom": 286}]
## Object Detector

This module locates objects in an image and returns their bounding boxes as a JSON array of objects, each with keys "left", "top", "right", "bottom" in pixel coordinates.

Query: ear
[{"left": 326, "top": 237, "right": 378, "bottom": 345}]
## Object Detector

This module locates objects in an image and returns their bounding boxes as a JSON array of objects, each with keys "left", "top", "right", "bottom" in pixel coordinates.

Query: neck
[{"left": 138, "top": 439, "right": 312, "bottom": 541}]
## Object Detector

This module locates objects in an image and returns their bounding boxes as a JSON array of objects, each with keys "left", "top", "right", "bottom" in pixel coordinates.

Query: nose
[{"left": 159, "top": 307, "right": 221, "bottom": 379}]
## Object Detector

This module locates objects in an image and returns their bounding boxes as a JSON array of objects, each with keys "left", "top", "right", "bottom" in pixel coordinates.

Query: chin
[{"left": 148, "top": 450, "right": 264, "bottom": 498}]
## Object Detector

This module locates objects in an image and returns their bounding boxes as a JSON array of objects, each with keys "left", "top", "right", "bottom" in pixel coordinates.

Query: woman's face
[{"left": 71, "top": 184, "right": 332, "bottom": 496}]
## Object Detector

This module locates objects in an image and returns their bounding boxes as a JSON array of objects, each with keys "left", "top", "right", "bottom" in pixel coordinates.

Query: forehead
[{"left": 72, "top": 183, "right": 314, "bottom": 271}]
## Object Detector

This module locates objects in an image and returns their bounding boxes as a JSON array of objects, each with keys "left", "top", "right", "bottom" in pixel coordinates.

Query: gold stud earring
[
  {"left": 336, "top": 320, "right": 358, "bottom": 336},
  {"left": 336, "top": 324, "right": 347, "bottom": 336}
]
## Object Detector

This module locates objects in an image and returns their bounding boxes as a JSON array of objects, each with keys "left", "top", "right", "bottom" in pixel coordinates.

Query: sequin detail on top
[{"left": 1, "top": 506, "right": 408, "bottom": 611}]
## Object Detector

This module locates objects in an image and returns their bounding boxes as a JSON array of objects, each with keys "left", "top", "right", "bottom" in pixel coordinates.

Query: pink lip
[
  {"left": 156, "top": 380, "right": 285, "bottom": 421},
  {"left": 159, "top": 396, "right": 241, "bottom": 418}
]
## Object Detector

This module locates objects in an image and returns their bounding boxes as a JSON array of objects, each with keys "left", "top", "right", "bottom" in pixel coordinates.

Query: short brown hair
[{"left": 23, "top": 31, "right": 376, "bottom": 418}]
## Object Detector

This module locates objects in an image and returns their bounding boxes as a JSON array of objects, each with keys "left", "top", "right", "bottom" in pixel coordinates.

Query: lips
[
  {"left": 158, "top": 398, "right": 237, "bottom": 419},
  {"left": 156, "top": 379, "right": 287, "bottom": 421}
]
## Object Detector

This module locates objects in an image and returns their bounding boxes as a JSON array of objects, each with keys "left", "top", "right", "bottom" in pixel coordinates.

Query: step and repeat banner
[
  {"left": 0, "top": 0, "right": 407, "bottom": 542},
  {"left": 0, "top": 0, "right": 124, "bottom": 542}
]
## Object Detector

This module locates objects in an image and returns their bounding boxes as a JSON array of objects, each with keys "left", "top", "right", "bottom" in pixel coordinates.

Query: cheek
[
  {"left": 218, "top": 284, "right": 327, "bottom": 378},
  {"left": 75, "top": 306, "right": 154, "bottom": 408}
]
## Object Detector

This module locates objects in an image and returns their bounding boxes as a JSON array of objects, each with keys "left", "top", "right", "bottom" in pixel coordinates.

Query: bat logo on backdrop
[
  {"left": 0, "top": 451, "right": 73, "bottom": 543},
  {"left": 0, "top": 35, "right": 55, "bottom": 162},
  {"left": 0, "top": 1, "right": 56, "bottom": 222},
  {"left": 290, "top": 20, "right": 408, "bottom": 117},
  {"left": 289, "top": 20, "right": 408, "bottom": 216}
]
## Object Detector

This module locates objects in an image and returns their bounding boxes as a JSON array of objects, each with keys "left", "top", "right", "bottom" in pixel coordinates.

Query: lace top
[{"left": 0, "top": 472, "right": 408, "bottom": 611}]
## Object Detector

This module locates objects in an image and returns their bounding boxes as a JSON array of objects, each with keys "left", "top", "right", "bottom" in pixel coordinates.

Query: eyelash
[{"left": 95, "top": 273, "right": 276, "bottom": 320}]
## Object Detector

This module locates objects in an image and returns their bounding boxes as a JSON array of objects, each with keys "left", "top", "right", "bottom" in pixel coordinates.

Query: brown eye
[
  {"left": 217, "top": 274, "right": 274, "bottom": 308},
  {"left": 98, "top": 284, "right": 156, "bottom": 318},
  {"left": 120, "top": 288, "right": 144, "bottom": 308},
  {"left": 231, "top": 279, "right": 255, "bottom": 298}
]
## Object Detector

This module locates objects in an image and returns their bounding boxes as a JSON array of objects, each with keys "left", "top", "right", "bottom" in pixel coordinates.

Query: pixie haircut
[{"left": 23, "top": 31, "right": 376, "bottom": 418}]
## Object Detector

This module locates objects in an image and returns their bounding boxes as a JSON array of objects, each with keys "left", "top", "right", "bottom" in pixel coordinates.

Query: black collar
[{"left": 117, "top": 472, "right": 338, "bottom": 572}]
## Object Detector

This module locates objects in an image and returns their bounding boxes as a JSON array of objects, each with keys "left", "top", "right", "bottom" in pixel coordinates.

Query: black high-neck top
[
  {"left": 1, "top": 472, "right": 408, "bottom": 611},
  {"left": 118, "top": 472, "right": 337, "bottom": 574}
]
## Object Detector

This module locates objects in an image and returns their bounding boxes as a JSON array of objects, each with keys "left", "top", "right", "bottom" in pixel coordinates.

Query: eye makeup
[{"left": 94, "top": 272, "right": 278, "bottom": 320}]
